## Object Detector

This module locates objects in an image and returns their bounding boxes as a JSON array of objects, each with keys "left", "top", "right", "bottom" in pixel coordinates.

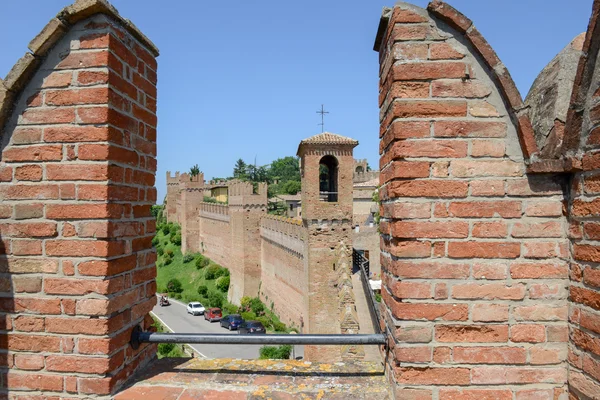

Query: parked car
[
  {"left": 220, "top": 314, "right": 244, "bottom": 330},
  {"left": 186, "top": 302, "right": 205, "bottom": 316},
  {"left": 204, "top": 308, "right": 222, "bottom": 322},
  {"left": 239, "top": 320, "right": 266, "bottom": 334}
]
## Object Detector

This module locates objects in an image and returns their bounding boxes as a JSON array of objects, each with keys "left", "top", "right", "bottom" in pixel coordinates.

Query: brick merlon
[
  {"left": 1, "top": 0, "right": 159, "bottom": 136},
  {"left": 373, "top": 0, "right": 540, "bottom": 162}
]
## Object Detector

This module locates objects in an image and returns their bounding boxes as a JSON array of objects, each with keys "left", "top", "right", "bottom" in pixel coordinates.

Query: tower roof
[{"left": 297, "top": 132, "right": 358, "bottom": 155}]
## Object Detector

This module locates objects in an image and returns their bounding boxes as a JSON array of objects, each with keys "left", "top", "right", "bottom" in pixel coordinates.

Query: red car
[{"left": 204, "top": 308, "right": 222, "bottom": 322}]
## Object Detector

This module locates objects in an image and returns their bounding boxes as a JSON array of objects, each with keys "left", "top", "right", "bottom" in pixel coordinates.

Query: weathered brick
[
  {"left": 451, "top": 160, "right": 523, "bottom": 177},
  {"left": 436, "top": 325, "right": 509, "bottom": 343},
  {"left": 452, "top": 283, "right": 526, "bottom": 300},
  {"left": 434, "top": 121, "right": 507, "bottom": 138},
  {"left": 453, "top": 346, "right": 526, "bottom": 364},
  {"left": 472, "top": 304, "right": 509, "bottom": 322}
]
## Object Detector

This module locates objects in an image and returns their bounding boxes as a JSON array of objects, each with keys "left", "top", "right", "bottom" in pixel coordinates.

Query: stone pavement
[{"left": 115, "top": 357, "right": 390, "bottom": 399}]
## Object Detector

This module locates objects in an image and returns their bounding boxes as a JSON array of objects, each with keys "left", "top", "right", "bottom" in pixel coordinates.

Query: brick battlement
[
  {"left": 166, "top": 171, "right": 180, "bottom": 184},
  {"left": 0, "top": 0, "right": 159, "bottom": 397},
  {"left": 260, "top": 214, "right": 305, "bottom": 256},
  {"left": 198, "top": 202, "right": 230, "bottom": 220}
]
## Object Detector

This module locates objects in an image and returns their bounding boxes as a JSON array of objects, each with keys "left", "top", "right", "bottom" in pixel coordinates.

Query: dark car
[
  {"left": 239, "top": 321, "right": 266, "bottom": 334},
  {"left": 204, "top": 307, "right": 222, "bottom": 322},
  {"left": 220, "top": 314, "right": 244, "bottom": 330}
]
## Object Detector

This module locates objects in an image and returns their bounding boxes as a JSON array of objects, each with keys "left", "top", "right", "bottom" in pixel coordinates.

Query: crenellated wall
[
  {"left": 259, "top": 215, "right": 306, "bottom": 328},
  {"left": 375, "top": 1, "right": 571, "bottom": 398},
  {"left": 0, "top": 0, "right": 159, "bottom": 397}
]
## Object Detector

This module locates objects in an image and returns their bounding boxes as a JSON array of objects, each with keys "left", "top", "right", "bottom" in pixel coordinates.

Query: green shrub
[
  {"left": 205, "top": 265, "right": 221, "bottom": 280},
  {"left": 182, "top": 253, "right": 195, "bottom": 263},
  {"left": 241, "top": 311, "right": 257, "bottom": 321},
  {"left": 158, "top": 342, "right": 175, "bottom": 355},
  {"left": 151, "top": 236, "right": 160, "bottom": 246},
  {"left": 165, "top": 249, "right": 174, "bottom": 257},
  {"left": 223, "top": 302, "right": 239, "bottom": 315},
  {"left": 250, "top": 297, "right": 265, "bottom": 314},
  {"left": 195, "top": 256, "right": 209, "bottom": 269},
  {"left": 240, "top": 296, "right": 252, "bottom": 309},
  {"left": 256, "top": 316, "right": 272, "bottom": 330},
  {"left": 375, "top": 293, "right": 382, "bottom": 303},
  {"left": 207, "top": 290, "right": 224, "bottom": 308},
  {"left": 216, "top": 276, "right": 230, "bottom": 292},
  {"left": 161, "top": 224, "right": 170, "bottom": 235},
  {"left": 171, "top": 233, "right": 182, "bottom": 246},
  {"left": 197, "top": 285, "right": 208, "bottom": 297},
  {"left": 163, "top": 253, "right": 173, "bottom": 265},
  {"left": 273, "top": 321, "right": 287, "bottom": 332},
  {"left": 169, "top": 224, "right": 179, "bottom": 236},
  {"left": 156, "top": 261, "right": 164, "bottom": 269},
  {"left": 259, "top": 345, "right": 292, "bottom": 360},
  {"left": 157, "top": 247, "right": 164, "bottom": 256},
  {"left": 167, "top": 278, "right": 183, "bottom": 293}
]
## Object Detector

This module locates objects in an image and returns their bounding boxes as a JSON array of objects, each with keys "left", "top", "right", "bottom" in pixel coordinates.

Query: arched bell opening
[{"left": 319, "top": 155, "right": 338, "bottom": 202}]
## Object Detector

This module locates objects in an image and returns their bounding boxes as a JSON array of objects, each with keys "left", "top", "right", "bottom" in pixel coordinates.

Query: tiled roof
[
  {"left": 354, "top": 177, "right": 379, "bottom": 187},
  {"left": 275, "top": 194, "right": 301, "bottom": 201},
  {"left": 299, "top": 132, "right": 359, "bottom": 146}
]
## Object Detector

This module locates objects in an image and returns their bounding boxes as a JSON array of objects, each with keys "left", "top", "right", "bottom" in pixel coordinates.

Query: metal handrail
[
  {"left": 354, "top": 250, "right": 382, "bottom": 335},
  {"left": 129, "top": 326, "right": 385, "bottom": 350}
]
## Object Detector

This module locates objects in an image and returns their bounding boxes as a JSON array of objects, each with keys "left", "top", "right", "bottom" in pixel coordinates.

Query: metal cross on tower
[{"left": 316, "top": 104, "right": 329, "bottom": 132}]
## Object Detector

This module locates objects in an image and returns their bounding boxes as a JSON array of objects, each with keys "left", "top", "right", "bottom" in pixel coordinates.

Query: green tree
[
  {"left": 233, "top": 159, "right": 247, "bottom": 179},
  {"left": 189, "top": 164, "right": 200, "bottom": 178},
  {"left": 247, "top": 164, "right": 268, "bottom": 183},
  {"left": 282, "top": 180, "right": 301, "bottom": 195},
  {"left": 269, "top": 157, "right": 300, "bottom": 182}
]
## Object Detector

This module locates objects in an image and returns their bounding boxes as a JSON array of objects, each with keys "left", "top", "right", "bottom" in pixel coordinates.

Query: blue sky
[{"left": 0, "top": 1, "right": 594, "bottom": 202}]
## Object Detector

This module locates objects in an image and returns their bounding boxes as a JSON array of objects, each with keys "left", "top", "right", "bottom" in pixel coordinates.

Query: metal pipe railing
[
  {"left": 130, "top": 326, "right": 385, "bottom": 350},
  {"left": 354, "top": 249, "right": 382, "bottom": 335}
]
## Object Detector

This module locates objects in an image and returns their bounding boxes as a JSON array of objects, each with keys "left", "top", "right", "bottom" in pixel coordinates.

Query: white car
[{"left": 186, "top": 302, "right": 205, "bottom": 316}]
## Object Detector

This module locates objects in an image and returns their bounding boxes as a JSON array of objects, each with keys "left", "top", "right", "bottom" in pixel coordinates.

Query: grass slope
[{"left": 155, "top": 229, "right": 219, "bottom": 301}]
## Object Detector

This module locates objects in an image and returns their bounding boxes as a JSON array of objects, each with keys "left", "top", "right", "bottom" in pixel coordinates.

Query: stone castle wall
[
  {"left": 197, "top": 202, "right": 231, "bottom": 270},
  {"left": 259, "top": 215, "right": 306, "bottom": 329}
]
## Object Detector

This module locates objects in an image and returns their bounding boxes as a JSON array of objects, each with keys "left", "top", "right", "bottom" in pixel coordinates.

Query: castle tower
[
  {"left": 228, "top": 180, "right": 268, "bottom": 304},
  {"left": 180, "top": 172, "right": 205, "bottom": 254},
  {"left": 297, "top": 132, "right": 358, "bottom": 362},
  {"left": 165, "top": 171, "right": 181, "bottom": 223}
]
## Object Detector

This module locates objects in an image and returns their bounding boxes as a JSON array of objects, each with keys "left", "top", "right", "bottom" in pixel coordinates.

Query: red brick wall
[
  {"left": 259, "top": 216, "right": 306, "bottom": 329},
  {"left": 0, "top": 8, "right": 158, "bottom": 398},
  {"left": 565, "top": 1, "right": 600, "bottom": 397},
  {"left": 376, "top": 3, "right": 568, "bottom": 398},
  {"left": 198, "top": 203, "right": 231, "bottom": 269}
]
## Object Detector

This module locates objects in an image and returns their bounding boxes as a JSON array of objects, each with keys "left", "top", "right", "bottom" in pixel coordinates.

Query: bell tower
[{"left": 297, "top": 132, "right": 358, "bottom": 362}]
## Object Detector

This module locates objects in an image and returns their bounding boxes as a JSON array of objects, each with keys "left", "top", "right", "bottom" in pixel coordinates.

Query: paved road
[{"left": 151, "top": 297, "right": 304, "bottom": 360}]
